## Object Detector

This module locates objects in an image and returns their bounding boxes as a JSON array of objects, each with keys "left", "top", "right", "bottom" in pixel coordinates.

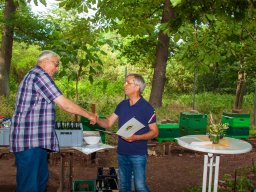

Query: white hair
[
  {"left": 126, "top": 73, "right": 145, "bottom": 94},
  {"left": 37, "top": 50, "right": 60, "bottom": 64}
]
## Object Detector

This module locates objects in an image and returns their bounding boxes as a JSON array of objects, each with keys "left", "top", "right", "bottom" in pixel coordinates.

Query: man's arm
[
  {"left": 96, "top": 113, "right": 118, "bottom": 129},
  {"left": 54, "top": 95, "right": 97, "bottom": 123},
  {"left": 123, "top": 122, "right": 159, "bottom": 142}
]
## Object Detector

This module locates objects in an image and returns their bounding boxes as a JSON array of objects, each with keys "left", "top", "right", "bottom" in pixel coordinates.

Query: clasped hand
[{"left": 89, "top": 113, "right": 98, "bottom": 125}]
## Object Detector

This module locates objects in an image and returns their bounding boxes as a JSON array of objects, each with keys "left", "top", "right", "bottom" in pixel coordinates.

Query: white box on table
[
  {"left": 56, "top": 124, "right": 83, "bottom": 147},
  {"left": 0, "top": 128, "right": 10, "bottom": 146}
]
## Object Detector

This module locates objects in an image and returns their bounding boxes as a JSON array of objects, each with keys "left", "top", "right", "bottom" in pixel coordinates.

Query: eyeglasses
[
  {"left": 52, "top": 61, "right": 59, "bottom": 67},
  {"left": 124, "top": 81, "right": 137, "bottom": 86},
  {"left": 49, "top": 60, "right": 60, "bottom": 68}
]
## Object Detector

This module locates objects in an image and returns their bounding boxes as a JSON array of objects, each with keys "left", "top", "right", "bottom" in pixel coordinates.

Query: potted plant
[{"left": 208, "top": 113, "right": 229, "bottom": 144}]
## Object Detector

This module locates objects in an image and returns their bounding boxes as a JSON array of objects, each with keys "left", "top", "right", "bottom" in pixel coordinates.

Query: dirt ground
[{"left": 1, "top": 139, "right": 256, "bottom": 192}]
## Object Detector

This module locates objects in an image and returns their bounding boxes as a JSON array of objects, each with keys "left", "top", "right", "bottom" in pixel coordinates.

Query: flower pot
[{"left": 210, "top": 134, "right": 220, "bottom": 144}]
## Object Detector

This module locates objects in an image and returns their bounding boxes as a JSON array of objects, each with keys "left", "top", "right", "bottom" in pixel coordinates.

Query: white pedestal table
[{"left": 176, "top": 135, "right": 252, "bottom": 192}]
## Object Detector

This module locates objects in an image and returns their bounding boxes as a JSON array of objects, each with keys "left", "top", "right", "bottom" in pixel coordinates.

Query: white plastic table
[{"left": 176, "top": 135, "right": 252, "bottom": 192}]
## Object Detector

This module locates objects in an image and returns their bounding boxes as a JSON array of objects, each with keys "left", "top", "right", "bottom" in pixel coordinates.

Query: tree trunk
[
  {"left": 149, "top": 0, "right": 175, "bottom": 107},
  {"left": 0, "top": 0, "right": 16, "bottom": 96},
  {"left": 233, "top": 71, "right": 246, "bottom": 113}
]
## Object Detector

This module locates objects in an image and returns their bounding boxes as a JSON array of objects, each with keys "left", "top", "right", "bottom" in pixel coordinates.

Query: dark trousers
[{"left": 14, "top": 147, "right": 48, "bottom": 192}]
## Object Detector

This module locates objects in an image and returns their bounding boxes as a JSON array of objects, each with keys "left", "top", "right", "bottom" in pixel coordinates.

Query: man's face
[
  {"left": 45, "top": 56, "right": 60, "bottom": 77},
  {"left": 124, "top": 76, "right": 139, "bottom": 96}
]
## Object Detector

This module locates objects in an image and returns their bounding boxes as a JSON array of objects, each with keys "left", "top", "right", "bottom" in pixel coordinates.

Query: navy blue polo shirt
[{"left": 114, "top": 97, "right": 156, "bottom": 155}]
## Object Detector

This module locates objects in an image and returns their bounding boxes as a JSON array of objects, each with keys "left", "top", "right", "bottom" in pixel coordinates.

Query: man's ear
[{"left": 136, "top": 86, "right": 140, "bottom": 93}]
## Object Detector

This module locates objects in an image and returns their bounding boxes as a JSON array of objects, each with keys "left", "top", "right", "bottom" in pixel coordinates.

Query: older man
[
  {"left": 10, "top": 50, "right": 97, "bottom": 192},
  {"left": 96, "top": 73, "right": 158, "bottom": 192}
]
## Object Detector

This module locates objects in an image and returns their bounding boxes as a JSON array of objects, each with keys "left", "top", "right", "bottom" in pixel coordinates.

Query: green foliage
[
  {"left": 13, "top": 3, "right": 55, "bottom": 47},
  {"left": 2, "top": 0, "right": 256, "bottom": 127},
  {"left": 58, "top": 0, "right": 164, "bottom": 77},
  {"left": 185, "top": 170, "right": 255, "bottom": 192},
  {"left": 154, "top": 92, "right": 254, "bottom": 126},
  {"left": 192, "top": 93, "right": 233, "bottom": 115},
  {"left": 11, "top": 42, "right": 41, "bottom": 84},
  {"left": 165, "top": 60, "right": 194, "bottom": 93},
  {"left": 41, "top": 8, "right": 107, "bottom": 89},
  {"left": 8, "top": 0, "right": 256, "bottom": 100},
  {"left": 184, "top": 186, "right": 201, "bottom": 192},
  {"left": 0, "top": 95, "right": 16, "bottom": 118},
  {"left": 249, "top": 127, "right": 256, "bottom": 136},
  {"left": 117, "top": 35, "right": 156, "bottom": 67},
  {"left": 235, "top": 176, "right": 254, "bottom": 192},
  {"left": 172, "top": 1, "right": 256, "bottom": 94},
  {"left": 26, "top": 0, "right": 47, "bottom": 6},
  {"left": 221, "top": 172, "right": 254, "bottom": 192},
  {"left": 170, "top": 0, "right": 182, "bottom": 7}
]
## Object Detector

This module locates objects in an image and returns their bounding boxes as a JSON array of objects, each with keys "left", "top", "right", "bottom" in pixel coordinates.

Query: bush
[{"left": 0, "top": 95, "right": 16, "bottom": 118}]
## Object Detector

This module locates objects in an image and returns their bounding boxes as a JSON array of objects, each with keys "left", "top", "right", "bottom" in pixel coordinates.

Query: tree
[
  {"left": 39, "top": 8, "right": 105, "bottom": 103},
  {"left": 171, "top": 0, "right": 256, "bottom": 111},
  {"left": 58, "top": 0, "right": 177, "bottom": 107},
  {"left": 149, "top": 0, "right": 175, "bottom": 107},
  {"left": 0, "top": 0, "right": 48, "bottom": 96},
  {"left": 0, "top": 0, "right": 16, "bottom": 96}
]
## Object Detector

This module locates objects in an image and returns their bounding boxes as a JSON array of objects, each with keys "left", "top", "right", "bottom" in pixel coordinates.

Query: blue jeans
[
  {"left": 14, "top": 147, "right": 49, "bottom": 192},
  {"left": 118, "top": 154, "right": 149, "bottom": 192}
]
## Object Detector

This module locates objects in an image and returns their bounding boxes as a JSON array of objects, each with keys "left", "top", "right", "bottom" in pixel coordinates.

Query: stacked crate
[
  {"left": 55, "top": 121, "right": 83, "bottom": 147},
  {"left": 81, "top": 115, "right": 106, "bottom": 143},
  {"left": 96, "top": 167, "right": 119, "bottom": 191},
  {"left": 221, "top": 112, "right": 250, "bottom": 139},
  {"left": 0, "top": 117, "right": 11, "bottom": 146},
  {"left": 72, "top": 167, "right": 119, "bottom": 192},
  {"left": 156, "top": 123, "right": 180, "bottom": 142},
  {"left": 72, "top": 180, "right": 96, "bottom": 192},
  {"left": 0, "top": 128, "right": 9, "bottom": 146},
  {"left": 179, "top": 112, "right": 207, "bottom": 136}
]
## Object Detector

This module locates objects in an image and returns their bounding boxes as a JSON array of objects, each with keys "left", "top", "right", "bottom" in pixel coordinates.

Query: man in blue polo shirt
[
  {"left": 96, "top": 73, "right": 159, "bottom": 192},
  {"left": 10, "top": 50, "right": 97, "bottom": 192}
]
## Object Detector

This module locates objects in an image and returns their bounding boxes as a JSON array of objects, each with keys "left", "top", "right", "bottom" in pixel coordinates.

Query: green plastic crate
[
  {"left": 226, "top": 126, "right": 249, "bottom": 139},
  {"left": 180, "top": 127, "right": 206, "bottom": 136},
  {"left": 222, "top": 112, "right": 250, "bottom": 118},
  {"left": 179, "top": 112, "right": 207, "bottom": 129},
  {"left": 81, "top": 115, "right": 106, "bottom": 143},
  {"left": 180, "top": 112, "right": 206, "bottom": 117},
  {"left": 72, "top": 180, "right": 96, "bottom": 192},
  {"left": 157, "top": 123, "right": 179, "bottom": 129},
  {"left": 227, "top": 135, "right": 249, "bottom": 140},
  {"left": 156, "top": 123, "right": 180, "bottom": 142},
  {"left": 222, "top": 116, "right": 250, "bottom": 127},
  {"left": 222, "top": 115, "right": 250, "bottom": 128}
]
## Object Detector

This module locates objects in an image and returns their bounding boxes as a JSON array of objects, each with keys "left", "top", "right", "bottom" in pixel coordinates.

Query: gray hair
[
  {"left": 37, "top": 50, "right": 60, "bottom": 64},
  {"left": 126, "top": 73, "right": 145, "bottom": 94}
]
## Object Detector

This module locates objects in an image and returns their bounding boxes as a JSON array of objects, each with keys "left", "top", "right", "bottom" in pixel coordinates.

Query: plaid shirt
[{"left": 10, "top": 66, "right": 62, "bottom": 152}]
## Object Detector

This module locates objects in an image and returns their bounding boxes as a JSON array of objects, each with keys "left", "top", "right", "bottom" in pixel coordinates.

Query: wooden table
[
  {"left": 55, "top": 149, "right": 106, "bottom": 191},
  {"left": 0, "top": 146, "right": 113, "bottom": 192}
]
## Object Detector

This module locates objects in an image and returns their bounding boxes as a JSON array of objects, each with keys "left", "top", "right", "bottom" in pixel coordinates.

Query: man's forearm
[
  {"left": 96, "top": 118, "right": 110, "bottom": 129},
  {"left": 54, "top": 95, "right": 95, "bottom": 121}
]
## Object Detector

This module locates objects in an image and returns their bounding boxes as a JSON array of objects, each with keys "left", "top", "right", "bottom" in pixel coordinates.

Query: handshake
[{"left": 88, "top": 113, "right": 98, "bottom": 125}]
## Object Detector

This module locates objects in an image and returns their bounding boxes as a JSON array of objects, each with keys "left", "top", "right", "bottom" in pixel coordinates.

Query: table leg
[
  {"left": 208, "top": 154, "right": 214, "bottom": 192},
  {"left": 58, "top": 152, "right": 74, "bottom": 191},
  {"left": 58, "top": 154, "right": 64, "bottom": 192},
  {"left": 202, "top": 155, "right": 208, "bottom": 192},
  {"left": 69, "top": 152, "right": 73, "bottom": 190},
  {"left": 202, "top": 153, "right": 220, "bottom": 192},
  {"left": 213, "top": 155, "right": 220, "bottom": 192}
]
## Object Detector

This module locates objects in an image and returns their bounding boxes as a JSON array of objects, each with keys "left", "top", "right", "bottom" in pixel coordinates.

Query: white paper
[
  {"left": 72, "top": 143, "right": 115, "bottom": 155},
  {"left": 116, "top": 117, "right": 145, "bottom": 138}
]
